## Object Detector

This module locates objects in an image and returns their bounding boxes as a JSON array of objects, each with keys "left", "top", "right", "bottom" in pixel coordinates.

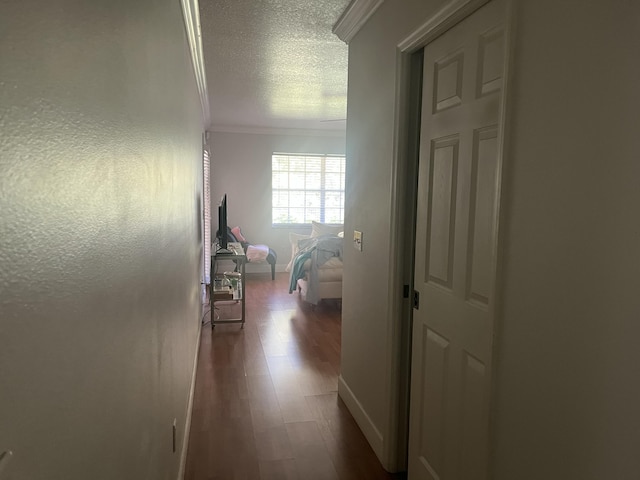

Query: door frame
[{"left": 384, "top": 0, "right": 515, "bottom": 471}]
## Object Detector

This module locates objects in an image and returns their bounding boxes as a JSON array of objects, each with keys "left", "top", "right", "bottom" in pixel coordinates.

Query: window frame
[
  {"left": 271, "top": 152, "right": 346, "bottom": 227},
  {"left": 203, "top": 148, "right": 211, "bottom": 283}
]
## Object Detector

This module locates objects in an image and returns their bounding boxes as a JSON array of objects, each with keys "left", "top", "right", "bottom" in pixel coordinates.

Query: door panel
[
  {"left": 467, "top": 126, "right": 499, "bottom": 306},
  {"left": 459, "top": 352, "right": 488, "bottom": 480},
  {"left": 434, "top": 52, "right": 464, "bottom": 112},
  {"left": 418, "top": 328, "right": 450, "bottom": 478},
  {"left": 427, "top": 136, "right": 459, "bottom": 289},
  {"left": 407, "top": 1, "right": 506, "bottom": 479},
  {"left": 477, "top": 27, "right": 505, "bottom": 97}
]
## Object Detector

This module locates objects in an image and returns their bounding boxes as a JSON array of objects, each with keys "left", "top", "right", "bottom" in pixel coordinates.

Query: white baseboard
[
  {"left": 200, "top": 284, "right": 208, "bottom": 304},
  {"left": 177, "top": 320, "right": 202, "bottom": 480},
  {"left": 338, "top": 375, "right": 385, "bottom": 462}
]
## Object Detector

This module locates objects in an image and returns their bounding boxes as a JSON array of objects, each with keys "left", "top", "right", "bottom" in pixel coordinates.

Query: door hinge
[
  {"left": 413, "top": 290, "right": 420, "bottom": 310},
  {"left": 403, "top": 284, "right": 410, "bottom": 298}
]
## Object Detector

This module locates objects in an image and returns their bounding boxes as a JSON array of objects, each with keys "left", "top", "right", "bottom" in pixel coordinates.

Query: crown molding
[
  {"left": 333, "top": 0, "right": 385, "bottom": 44},
  {"left": 180, "top": 0, "right": 211, "bottom": 127},
  {"left": 397, "top": 0, "right": 489, "bottom": 52},
  {"left": 209, "top": 124, "right": 346, "bottom": 138}
]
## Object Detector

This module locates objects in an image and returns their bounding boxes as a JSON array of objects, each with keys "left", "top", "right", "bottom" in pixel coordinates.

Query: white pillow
[
  {"left": 285, "top": 232, "right": 310, "bottom": 272},
  {"left": 310, "top": 221, "right": 344, "bottom": 238}
]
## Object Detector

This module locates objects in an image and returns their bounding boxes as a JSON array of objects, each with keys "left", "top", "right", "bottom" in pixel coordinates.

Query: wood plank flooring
[{"left": 184, "top": 272, "right": 406, "bottom": 480}]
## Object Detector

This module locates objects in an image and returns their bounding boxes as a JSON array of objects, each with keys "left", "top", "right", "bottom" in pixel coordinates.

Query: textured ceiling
[{"left": 199, "top": 0, "right": 350, "bottom": 132}]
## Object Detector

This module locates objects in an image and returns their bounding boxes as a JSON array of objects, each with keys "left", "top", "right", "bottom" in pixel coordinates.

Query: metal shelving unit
[{"left": 210, "top": 242, "right": 246, "bottom": 328}]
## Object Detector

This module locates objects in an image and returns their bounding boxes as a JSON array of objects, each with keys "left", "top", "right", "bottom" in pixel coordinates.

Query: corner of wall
[{"left": 337, "top": 375, "right": 386, "bottom": 467}]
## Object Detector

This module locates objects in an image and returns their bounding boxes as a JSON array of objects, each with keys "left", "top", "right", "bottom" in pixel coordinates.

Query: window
[
  {"left": 203, "top": 148, "right": 211, "bottom": 284},
  {"left": 272, "top": 153, "right": 345, "bottom": 225}
]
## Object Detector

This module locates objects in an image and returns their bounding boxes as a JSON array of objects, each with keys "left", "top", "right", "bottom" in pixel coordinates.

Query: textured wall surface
[{"left": 0, "top": 0, "right": 204, "bottom": 478}]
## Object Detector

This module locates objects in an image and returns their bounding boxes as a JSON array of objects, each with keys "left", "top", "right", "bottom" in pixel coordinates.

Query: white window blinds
[
  {"left": 203, "top": 148, "right": 211, "bottom": 284},
  {"left": 271, "top": 153, "right": 345, "bottom": 225}
]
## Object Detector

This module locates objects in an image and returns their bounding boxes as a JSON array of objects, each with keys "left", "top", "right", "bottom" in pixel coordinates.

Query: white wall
[
  {"left": 209, "top": 130, "right": 346, "bottom": 273},
  {"left": 340, "top": 0, "right": 449, "bottom": 465},
  {"left": 0, "top": 1, "right": 204, "bottom": 479},
  {"left": 343, "top": 0, "right": 640, "bottom": 477},
  {"left": 493, "top": 1, "right": 640, "bottom": 478}
]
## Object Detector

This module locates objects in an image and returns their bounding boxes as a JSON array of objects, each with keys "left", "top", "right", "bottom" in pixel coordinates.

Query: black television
[{"left": 217, "top": 194, "right": 228, "bottom": 251}]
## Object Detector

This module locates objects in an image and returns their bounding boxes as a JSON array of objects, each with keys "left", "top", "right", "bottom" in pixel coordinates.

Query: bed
[{"left": 286, "top": 222, "right": 344, "bottom": 305}]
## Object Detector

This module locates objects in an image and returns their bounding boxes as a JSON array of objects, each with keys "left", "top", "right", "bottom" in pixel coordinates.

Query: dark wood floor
[{"left": 184, "top": 272, "right": 406, "bottom": 480}]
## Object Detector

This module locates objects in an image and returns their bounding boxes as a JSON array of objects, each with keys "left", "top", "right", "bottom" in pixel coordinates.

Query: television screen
[{"left": 217, "top": 194, "right": 228, "bottom": 250}]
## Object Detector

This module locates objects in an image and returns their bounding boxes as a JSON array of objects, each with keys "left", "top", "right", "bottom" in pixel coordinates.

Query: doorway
[{"left": 391, "top": 0, "right": 510, "bottom": 477}]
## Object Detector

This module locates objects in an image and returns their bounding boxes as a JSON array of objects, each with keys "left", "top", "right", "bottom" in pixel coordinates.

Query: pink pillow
[{"left": 231, "top": 226, "right": 246, "bottom": 242}]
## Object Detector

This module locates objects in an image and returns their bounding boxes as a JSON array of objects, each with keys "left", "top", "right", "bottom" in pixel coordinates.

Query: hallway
[{"left": 184, "top": 272, "right": 405, "bottom": 479}]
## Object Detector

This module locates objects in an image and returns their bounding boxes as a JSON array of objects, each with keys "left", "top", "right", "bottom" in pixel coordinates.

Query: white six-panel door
[{"left": 407, "top": 1, "right": 506, "bottom": 479}]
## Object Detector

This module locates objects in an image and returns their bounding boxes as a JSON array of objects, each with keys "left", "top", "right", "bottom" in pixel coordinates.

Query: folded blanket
[{"left": 246, "top": 244, "right": 269, "bottom": 262}]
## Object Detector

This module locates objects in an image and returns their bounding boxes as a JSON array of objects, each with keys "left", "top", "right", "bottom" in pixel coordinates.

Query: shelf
[
  {"left": 212, "top": 286, "right": 233, "bottom": 301},
  {"left": 211, "top": 242, "right": 246, "bottom": 328}
]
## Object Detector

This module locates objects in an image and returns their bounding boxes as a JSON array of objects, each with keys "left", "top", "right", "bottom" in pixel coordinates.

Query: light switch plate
[{"left": 353, "top": 230, "right": 362, "bottom": 251}]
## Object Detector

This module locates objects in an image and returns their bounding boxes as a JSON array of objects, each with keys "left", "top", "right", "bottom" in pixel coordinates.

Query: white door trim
[
  {"left": 398, "top": 0, "right": 490, "bottom": 54},
  {"left": 383, "top": 0, "right": 515, "bottom": 472}
]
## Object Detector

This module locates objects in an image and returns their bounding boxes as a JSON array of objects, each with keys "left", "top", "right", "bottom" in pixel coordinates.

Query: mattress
[
  {"left": 297, "top": 278, "right": 342, "bottom": 301},
  {"left": 301, "top": 256, "right": 343, "bottom": 282}
]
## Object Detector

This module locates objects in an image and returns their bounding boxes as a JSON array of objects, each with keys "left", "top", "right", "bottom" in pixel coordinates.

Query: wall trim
[
  {"left": 333, "top": 0, "right": 385, "bottom": 43},
  {"left": 180, "top": 0, "right": 211, "bottom": 127},
  {"left": 338, "top": 376, "right": 384, "bottom": 462},
  {"left": 209, "top": 124, "right": 346, "bottom": 138},
  {"left": 380, "top": 47, "right": 425, "bottom": 474},
  {"left": 397, "top": 0, "right": 489, "bottom": 52},
  {"left": 177, "top": 319, "right": 202, "bottom": 480}
]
